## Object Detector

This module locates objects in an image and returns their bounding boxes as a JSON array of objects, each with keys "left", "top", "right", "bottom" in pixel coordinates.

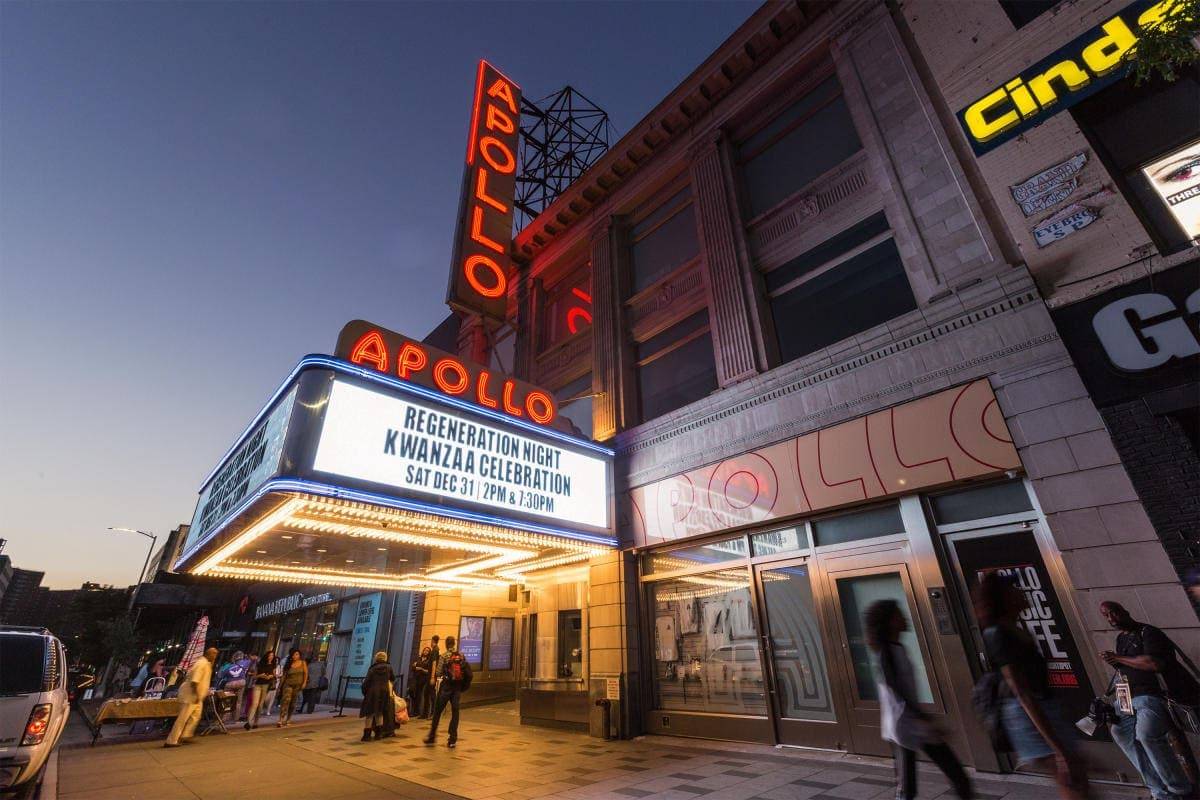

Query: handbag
[{"left": 1150, "top": 628, "right": 1200, "bottom": 735}]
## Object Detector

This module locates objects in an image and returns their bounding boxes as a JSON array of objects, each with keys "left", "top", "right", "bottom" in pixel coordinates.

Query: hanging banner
[
  {"left": 447, "top": 59, "right": 522, "bottom": 320},
  {"left": 344, "top": 592, "right": 382, "bottom": 700}
]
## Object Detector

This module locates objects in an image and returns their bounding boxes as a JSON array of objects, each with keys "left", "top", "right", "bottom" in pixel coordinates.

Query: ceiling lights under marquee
[{"left": 189, "top": 490, "right": 610, "bottom": 591}]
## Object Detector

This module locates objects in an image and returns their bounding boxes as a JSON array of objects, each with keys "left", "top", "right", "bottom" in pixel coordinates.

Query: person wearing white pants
[{"left": 165, "top": 647, "right": 217, "bottom": 747}]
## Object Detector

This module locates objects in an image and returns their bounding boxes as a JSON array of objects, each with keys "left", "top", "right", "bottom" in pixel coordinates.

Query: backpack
[
  {"left": 971, "top": 670, "right": 1011, "bottom": 752},
  {"left": 443, "top": 652, "right": 473, "bottom": 691}
]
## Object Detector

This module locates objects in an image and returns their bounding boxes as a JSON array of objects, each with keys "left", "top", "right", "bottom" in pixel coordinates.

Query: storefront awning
[{"left": 174, "top": 354, "right": 615, "bottom": 590}]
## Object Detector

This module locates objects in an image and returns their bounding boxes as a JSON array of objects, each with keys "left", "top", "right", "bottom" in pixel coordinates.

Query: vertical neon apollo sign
[{"left": 446, "top": 60, "right": 522, "bottom": 320}]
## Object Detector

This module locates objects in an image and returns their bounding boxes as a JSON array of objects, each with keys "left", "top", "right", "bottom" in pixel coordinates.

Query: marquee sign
[
  {"left": 313, "top": 379, "right": 608, "bottom": 530},
  {"left": 447, "top": 59, "right": 522, "bottom": 320},
  {"left": 336, "top": 319, "right": 562, "bottom": 431},
  {"left": 957, "top": 0, "right": 1172, "bottom": 156}
]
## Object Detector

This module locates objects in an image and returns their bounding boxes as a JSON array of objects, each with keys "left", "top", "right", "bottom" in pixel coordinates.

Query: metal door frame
[{"left": 751, "top": 554, "right": 849, "bottom": 750}]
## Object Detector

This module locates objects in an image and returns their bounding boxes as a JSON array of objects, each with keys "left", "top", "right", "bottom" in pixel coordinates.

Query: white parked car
[{"left": 0, "top": 627, "right": 69, "bottom": 793}]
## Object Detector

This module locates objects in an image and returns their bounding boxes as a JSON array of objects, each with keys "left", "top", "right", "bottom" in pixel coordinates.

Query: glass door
[
  {"left": 755, "top": 558, "right": 847, "bottom": 749},
  {"left": 824, "top": 555, "right": 942, "bottom": 756}
]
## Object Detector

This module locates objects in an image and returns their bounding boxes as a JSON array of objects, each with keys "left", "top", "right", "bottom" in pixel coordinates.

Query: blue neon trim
[
  {"left": 199, "top": 354, "right": 613, "bottom": 490},
  {"left": 175, "top": 476, "right": 617, "bottom": 570}
]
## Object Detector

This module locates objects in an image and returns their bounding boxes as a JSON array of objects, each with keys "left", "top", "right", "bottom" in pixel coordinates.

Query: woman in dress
[
  {"left": 975, "top": 572, "right": 1088, "bottom": 800},
  {"left": 276, "top": 648, "right": 308, "bottom": 727},
  {"left": 359, "top": 651, "right": 397, "bottom": 742},
  {"left": 866, "top": 599, "right": 973, "bottom": 800}
]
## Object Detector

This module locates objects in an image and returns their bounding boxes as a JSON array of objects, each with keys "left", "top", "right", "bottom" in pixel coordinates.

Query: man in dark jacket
[
  {"left": 421, "top": 636, "right": 440, "bottom": 719},
  {"left": 424, "top": 635, "right": 471, "bottom": 749},
  {"left": 1101, "top": 601, "right": 1198, "bottom": 800}
]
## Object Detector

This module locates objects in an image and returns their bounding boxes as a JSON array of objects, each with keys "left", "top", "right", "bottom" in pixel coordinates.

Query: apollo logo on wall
[{"left": 624, "top": 380, "right": 1020, "bottom": 546}]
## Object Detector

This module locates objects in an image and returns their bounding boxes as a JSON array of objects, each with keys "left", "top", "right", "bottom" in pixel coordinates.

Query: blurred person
[
  {"left": 422, "top": 636, "right": 440, "bottom": 719},
  {"left": 246, "top": 651, "right": 277, "bottom": 730},
  {"left": 359, "top": 651, "right": 397, "bottom": 741},
  {"left": 276, "top": 648, "right": 307, "bottom": 727},
  {"left": 301, "top": 656, "right": 326, "bottom": 714},
  {"left": 975, "top": 573, "right": 1087, "bottom": 800},
  {"left": 866, "top": 599, "right": 972, "bottom": 800},
  {"left": 1100, "top": 601, "right": 1198, "bottom": 800},
  {"left": 164, "top": 647, "right": 217, "bottom": 748}
]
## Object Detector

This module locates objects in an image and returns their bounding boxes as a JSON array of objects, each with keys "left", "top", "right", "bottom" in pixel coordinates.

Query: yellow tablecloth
[{"left": 90, "top": 697, "right": 180, "bottom": 725}]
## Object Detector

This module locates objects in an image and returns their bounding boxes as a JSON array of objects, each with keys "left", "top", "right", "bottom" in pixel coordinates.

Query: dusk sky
[{"left": 0, "top": 0, "right": 755, "bottom": 588}]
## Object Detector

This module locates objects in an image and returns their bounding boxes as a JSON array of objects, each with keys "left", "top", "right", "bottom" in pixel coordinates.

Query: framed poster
[
  {"left": 459, "top": 616, "right": 485, "bottom": 666},
  {"left": 488, "top": 617, "right": 514, "bottom": 671}
]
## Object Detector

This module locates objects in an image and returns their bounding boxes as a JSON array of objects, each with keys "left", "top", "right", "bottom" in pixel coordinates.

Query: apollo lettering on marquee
[
  {"left": 335, "top": 319, "right": 560, "bottom": 429},
  {"left": 447, "top": 60, "right": 522, "bottom": 319},
  {"left": 957, "top": 0, "right": 1176, "bottom": 156}
]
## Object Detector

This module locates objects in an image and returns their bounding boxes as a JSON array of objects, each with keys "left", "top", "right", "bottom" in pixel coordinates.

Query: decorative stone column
[
  {"left": 589, "top": 218, "right": 631, "bottom": 440},
  {"left": 689, "top": 135, "right": 762, "bottom": 385}
]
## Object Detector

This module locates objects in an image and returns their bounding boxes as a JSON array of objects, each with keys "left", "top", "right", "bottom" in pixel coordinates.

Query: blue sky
[{"left": 0, "top": 0, "right": 755, "bottom": 588}]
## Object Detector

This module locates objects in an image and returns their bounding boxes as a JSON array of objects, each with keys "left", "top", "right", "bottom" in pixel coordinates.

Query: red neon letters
[
  {"left": 343, "top": 325, "right": 557, "bottom": 427},
  {"left": 447, "top": 60, "right": 522, "bottom": 320}
]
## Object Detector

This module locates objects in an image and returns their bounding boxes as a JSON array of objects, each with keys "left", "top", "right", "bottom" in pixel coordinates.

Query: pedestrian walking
[
  {"left": 424, "top": 635, "right": 472, "bottom": 748},
  {"left": 865, "top": 599, "right": 973, "bottom": 800},
  {"left": 301, "top": 657, "right": 326, "bottom": 714},
  {"left": 245, "top": 650, "right": 277, "bottom": 730},
  {"left": 360, "top": 651, "right": 397, "bottom": 741},
  {"left": 422, "top": 636, "right": 440, "bottom": 719},
  {"left": 276, "top": 648, "right": 307, "bottom": 727},
  {"left": 1100, "top": 601, "right": 1198, "bottom": 800},
  {"left": 164, "top": 646, "right": 217, "bottom": 748},
  {"left": 409, "top": 646, "right": 432, "bottom": 719},
  {"left": 975, "top": 573, "right": 1088, "bottom": 800}
]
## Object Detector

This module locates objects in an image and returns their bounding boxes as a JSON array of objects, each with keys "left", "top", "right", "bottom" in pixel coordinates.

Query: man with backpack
[
  {"left": 1100, "top": 601, "right": 1198, "bottom": 800},
  {"left": 424, "top": 635, "right": 471, "bottom": 748}
]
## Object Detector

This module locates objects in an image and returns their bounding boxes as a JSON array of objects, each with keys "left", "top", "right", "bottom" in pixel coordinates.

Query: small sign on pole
[{"left": 605, "top": 677, "right": 621, "bottom": 701}]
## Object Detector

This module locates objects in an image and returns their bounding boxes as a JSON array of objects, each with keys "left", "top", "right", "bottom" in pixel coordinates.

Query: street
[{"left": 54, "top": 702, "right": 1151, "bottom": 800}]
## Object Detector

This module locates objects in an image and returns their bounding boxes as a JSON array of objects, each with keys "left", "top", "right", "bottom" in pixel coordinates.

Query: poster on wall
[
  {"left": 655, "top": 615, "right": 678, "bottom": 662},
  {"left": 344, "top": 592, "right": 382, "bottom": 700},
  {"left": 952, "top": 533, "right": 1093, "bottom": 727},
  {"left": 487, "top": 618, "right": 513, "bottom": 670},
  {"left": 1010, "top": 153, "right": 1086, "bottom": 217},
  {"left": 1143, "top": 139, "right": 1200, "bottom": 241},
  {"left": 459, "top": 616, "right": 485, "bottom": 666}
]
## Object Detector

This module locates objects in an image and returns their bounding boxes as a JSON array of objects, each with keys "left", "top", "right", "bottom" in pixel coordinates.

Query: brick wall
[{"left": 1100, "top": 400, "right": 1200, "bottom": 604}]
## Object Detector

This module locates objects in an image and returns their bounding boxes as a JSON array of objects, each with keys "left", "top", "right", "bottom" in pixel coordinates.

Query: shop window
[
  {"left": 736, "top": 75, "right": 862, "bottom": 219},
  {"left": 555, "top": 373, "right": 594, "bottom": 439},
  {"left": 629, "top": 187, "right": 700, "bottom": 295},
  {"left": 751, "top": 526, "right": 809, "bottom": 557},
  {"left": 765, "top": 213, "right": 917, "bottom": 365},
  {"left": 812, "top": 504, "right": 904, "bottom": 547},
  {"left": 837, "top": 573, "right": 933, "bottom": 703},
  {"left": 1071, "top": 67, "right": 1200, "bottom": 254},
  {"left": 635, "top": 311, "right": 718, "bottom": 422},
  {"left": 649, "top": 568, "right": 766, "bottom": 715},
  {"left": 929, "top": 480, "right": 1032, "bottom": 526},
  {"left": 557, "top": 610, "right": 583, "bottom": 679},
  {"left": 646, "top": 535, "right": 749, "bottom": 574},
  {"left": 998, "top": 0, "right": 1060, "bottom": 29},
  {"left": 541, "top": 268, "right": 592, "bottom": 351}
]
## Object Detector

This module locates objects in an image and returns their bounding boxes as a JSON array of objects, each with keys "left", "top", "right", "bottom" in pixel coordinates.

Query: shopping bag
[{"left": 394, "top": 694, "right": 409, "bottom": 725}]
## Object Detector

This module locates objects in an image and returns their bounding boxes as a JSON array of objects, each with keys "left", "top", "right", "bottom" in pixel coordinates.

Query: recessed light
[
  {"left": 377, "top": 547, "right": 387, "bottom": 551},
  {"left": 281, "top": 535, "right": 293, "bottom": 540},
  {"left": 346, "top": 559, "right": 355, "bottom": 564},
  {"left": 256, "top": 550, "right": 267, "bottom": 554},
  {"left": 291, "top": 560, "right": 299, "bottom": 564},
  {"left": 316, "top": 549, "right": 327, "bottom": 553}
]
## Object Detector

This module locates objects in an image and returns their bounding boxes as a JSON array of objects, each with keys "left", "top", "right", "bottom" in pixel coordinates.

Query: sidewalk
[{"left": 57, "top": 703, "right": 1151, "bottom": 800}]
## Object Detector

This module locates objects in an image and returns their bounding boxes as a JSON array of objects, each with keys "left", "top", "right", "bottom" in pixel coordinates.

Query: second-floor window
[
  {"left": 554, "top": 373, "right": 593, "bottom": 439},
  {"left": 736, "top": 74, "right": 862, "bottom": 219},
  {"left": 764, "top": 212, "right": 917, "bottom": 364},
  {"left": 629, "top": 186, "right": 700, "bottom": 295},
  {"left": 635, "top": 310, "right": 718, "bottom": 423}
]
